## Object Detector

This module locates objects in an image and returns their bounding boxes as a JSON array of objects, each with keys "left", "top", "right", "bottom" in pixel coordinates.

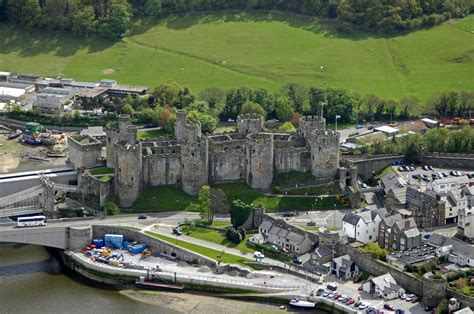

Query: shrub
[
  {"left": 225, "top": 227, "right": 243, "bottom": 244},
  {"left": 361, "top": 243, "right": 388, "bottom": 260},
  {"left": 105, "top": 201, "right": 119, "bottom": 216}
]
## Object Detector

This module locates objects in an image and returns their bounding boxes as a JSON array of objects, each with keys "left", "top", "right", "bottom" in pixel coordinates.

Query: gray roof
[
  {"left": 286, "top": 231, "right": 305, "bottom": 243},
  {"left": 394, "top": 217, "right": 417, "bottom": 231},
  {"left": 390, "top": 187, "right": 407, "bottom": 204},
  {"left": 371, "top": 273, "right": 400, "bottom": 291},
  {"left": 428, "top": 233, "right": 474, "bottom": 259},
  {"left": 382, "top": 214, "right": 403, "bottom": 227},
  {"left": 314, "top": 245, "right": 333, "bottom": 258},
  {"left": 403, "top": 228, "right": 420, "bottom": 238},
  {"left": 259, "top": 220, "right": 273, "bottom": 231},
  {"left": 381, "top": 172, "right": 406, "bottom": 192},
  {"left": 343, "top": 212, "right": 360, "bottom": 226},
  {"left": 80, "top": 126, "right": 105, "bottom": 137},
  {"left": 333, "top": 254, "right": 354, "bottom": 270},
  {"left": 358, "top": 210, "right": 379, "bottom": 224}
]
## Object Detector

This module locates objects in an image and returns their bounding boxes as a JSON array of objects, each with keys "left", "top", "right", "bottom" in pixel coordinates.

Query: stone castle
[{"left": 70, "top": 111, "right": 356, "bottom": 208}]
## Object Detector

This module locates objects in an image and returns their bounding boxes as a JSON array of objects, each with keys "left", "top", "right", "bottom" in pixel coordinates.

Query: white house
[
  {"left": 342, "top": 210, "right": 382, "bottom": 243},
  {"left": 427, "top": 233, "right": 474, "bottom": 267},
  {"left": 458, "top": 207, "right": 474, "bottom": 239},
  {"left": 362, "top": 273, "right": 405, "bottom": 300},
  {"left": 432, "top": 176, "right": 469, "bottom": 195}
]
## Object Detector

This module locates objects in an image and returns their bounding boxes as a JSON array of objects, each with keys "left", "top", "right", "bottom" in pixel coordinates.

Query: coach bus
[{"left": 17, "top": 215, "right": 47, "bottom": 227}]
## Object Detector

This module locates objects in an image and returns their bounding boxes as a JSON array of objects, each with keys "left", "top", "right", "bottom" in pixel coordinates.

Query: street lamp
[
  {"left": 320, "top": 102, "right": 326, "bottom": 120},
  {"left": 335, "top": 115, "right": 341, "bottom": 132}
]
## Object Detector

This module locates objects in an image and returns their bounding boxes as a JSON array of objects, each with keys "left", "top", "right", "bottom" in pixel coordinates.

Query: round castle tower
[
  {"left": 114, "top": 141, "right": 142, "bottom": 207},
  {"left": 237, "top": 113, "right": 263, "bottom": 135},
  {"left": 298, "top": 115, "right": 326, "bottom": 139},
  {"left": 105, "top": 115, "right": 137, "bottom": 168},
  {"left": 309, "top": 130, "right": 340, "bottom": 178},
  {"left": 246, "top": 133, "right": 274, "bottom": 190},
  {"left": 181, "top": 139, "right": 209, "bottom": 195}
]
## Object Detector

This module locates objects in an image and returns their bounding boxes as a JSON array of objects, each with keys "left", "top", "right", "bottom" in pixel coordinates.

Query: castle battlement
[
  {"left": 300, "top": 115, "right": 325, "bottom": 122},
  {"left": 246, "top": 133, "right": 273, "bottom": 144},
  {"left": 237, "top": 113, "right": 263, "bottom": 121},
  {"left": 68, "top": 135, "right": 102, "bottom": 151},
  {"left": 143, "top": 153, "right": 181, "bottom": 159}
]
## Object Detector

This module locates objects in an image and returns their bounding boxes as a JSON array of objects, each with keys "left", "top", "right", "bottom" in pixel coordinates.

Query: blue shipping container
[
  {"left": 128, "top": 243, "right": 147, "bottom": 254},
  {"left": 93, "top": 239, "right": 104, "bottom": 248},
  {"left": 104, "top": 234, "right": 124, "bottom": 248}
]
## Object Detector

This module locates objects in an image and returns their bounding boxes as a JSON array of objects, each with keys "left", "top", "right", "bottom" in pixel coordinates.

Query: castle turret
[
  {"left": 114, "top": 141, "right": 142, "bottom": 207},
  {"left": 175, "top": 110, "right": 187, "bottom": 141},
  {"left": 237, "top": 113, "right": 263, "bottom": 135},
  {"left": 105, "top": 114, "right": 137, "bottom": 168},
  {"left": 309, "top": 130, "right": 339, "bottom": 178},
  {"left": 246, "top": 133, "right": 274, "bottom": 190},
  {"left": 298, "top": 115, "right": 326, "bottom": 139},
  {"left": 181, "top": 139, "right": 208, "bottom": 195}
]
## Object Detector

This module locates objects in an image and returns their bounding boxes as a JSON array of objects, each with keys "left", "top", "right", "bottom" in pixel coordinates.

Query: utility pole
[
  {"left": 335, "top": 115, "right": 341, "bottom": 132},
  {"left": 321, "top": 102, "right": 326, "bottom": 120}
]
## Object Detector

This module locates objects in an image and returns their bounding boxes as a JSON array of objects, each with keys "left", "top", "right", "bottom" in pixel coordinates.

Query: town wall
[
  {"left": 246, "top": 133, "right": 274, "bottom": 190},
  {"left": 343, "top": 154, "right": 404, "bottom": 179},
  {"left": 422, "top": 153, "right": 474, "bottom": 170},
  {"left": 447, "top": 288, "right": 474, "bottom": 309}
]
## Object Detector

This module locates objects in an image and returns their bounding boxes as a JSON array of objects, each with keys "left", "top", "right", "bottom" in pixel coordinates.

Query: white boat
[{"left": 289, "top": 298, "right": 316, "bottom": 308}]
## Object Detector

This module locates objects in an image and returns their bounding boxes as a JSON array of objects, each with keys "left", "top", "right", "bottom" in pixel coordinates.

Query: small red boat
[{"left": 7, "top": 129, "right": 22, "bottom": 140}]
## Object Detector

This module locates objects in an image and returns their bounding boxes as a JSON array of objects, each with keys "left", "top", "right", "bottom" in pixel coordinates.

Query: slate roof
[
  {"left": 314, "top": 245, "right": 333, "bottom": 258},
  {"left": 389, "top": 187, "right": 407, "bottom": 204},
  {"left": 259, "top": 220, "right": 272, "bottom": 231},
  {"left": 342, "top": 212, "right": 360, "bottom": 226},
  {"left": 394, "top": 218, "right": 417, "bottom": 231},
  {"left": 403, "top": 228, "right": 420, "bottom": 238},
  {"left": 371, "top": 273, "right": 402, "bottom": 293},
  {"left": 427, "top": 233, "right": 474, "bottom": 259},
  {"left": 381, "top": 172, "right": 406, "bottom": 192},
  {"left": 333, "top": 254, "right": 354, "bottom": 270},
  {"left": 382, "top": 214, "right": 403, "bottom": 227}
]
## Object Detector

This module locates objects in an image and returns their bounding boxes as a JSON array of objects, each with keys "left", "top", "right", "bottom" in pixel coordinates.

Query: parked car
[
  {"left": 253, "top": 251, "right": 265, "bottom": 259},
  {"left": 346, "top": 298, "right": 355, "bottom": 305},
  {"left": 411, "top": 297, "right": 420, "bottom": 303},
  {"left": 405, "top": 294, "right": 415, "bottom": 302},
  {"left": 395, "top": 309, "right": 405, "bottom": 314},
  {"left": 332, "top": 293, "right": 341, "bottom": 300},
  {"left": 359, "top": 303, "right": 368, "bottom": 310},
  {"left": 356, "top": 125, "right": 365, "bottom": 129},
  {"left": 327, "top": 283, "right": 338, "bottom": 291},
  {"left": 384, "top": 304, "right": 395, "bottom": 311},
  {"left": 271, "top": 244, "right": 279, "bottom": 250},
  {"left": 353, "top": 276, "right": 362, "bottom": 283},
  {"left": 354, "top": 301, "right": 362, "bottom": 307},
  {"left": 398, "top": 166, "right": 405, "bottom": 172},
  {"left": 358, "top": 285, "right": 363, "bottom": 291},
  {"left": 410, "top": 166, "right": 415, "bottom": 171},
  {"left": 280, "top": 247, "right": 289, "bottom": 253},
  {"left": 137, "top": 215, "right": 147, "bottom": 220},
  {"left": 292, "top": 257, "right": 303, "bottom": 265},
  {"left": 172, "top": 227, "right": 182, "bottom": 235},
  {"left": 361, "top": 183, "right": 368, "bottom": 188},
  {"left": 428, "top": 165, "right": 434, "bottom": 170}
]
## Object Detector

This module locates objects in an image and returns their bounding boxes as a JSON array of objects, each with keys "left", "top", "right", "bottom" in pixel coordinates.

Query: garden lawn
[
  {"left": 89, "top": 167, "right": 114, "bottom": 175},
  {"left": 216, "top": 183, "right": 350, "bottom": 211},
  {"left": 0, "top": 12, "right": 472, "bottom": 107},
  {"left": 182, "top": 225, "right": 255, "bottom": 254},
  {"left": 137, "top": 129, "right": 167, "bottom": 140},
  {"left": 127, "top": 186, "right": 196, "bottom": 212},
  {"left": 145, "top": 231, "right": 253, "bottom": 267}
]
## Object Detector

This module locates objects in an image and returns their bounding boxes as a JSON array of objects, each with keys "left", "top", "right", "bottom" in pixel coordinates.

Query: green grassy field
[
  {"left": 1, "top": 12, "right": 472, "bottom": 108},
  {"left": 128, "top": 186, "right": 196, "bottom": 212},
  {"left": 137, "top": 129, "right": 167, "bottom": 140},
  {"left": 145, "top": 231, "right": 253, "bottom": 266}
]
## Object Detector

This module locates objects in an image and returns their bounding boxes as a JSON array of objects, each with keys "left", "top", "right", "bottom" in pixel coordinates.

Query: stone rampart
[
  {"left": 246, "top": 133, "right": 274, "bottom": 190},
  {"left": 344, "top": 155, "right": 404, "bottom": 179},
  {"left": 274, "top": 147, "right": 311, "bottom": 173},
  {"left": 422, "top": 153, "right": 474, "bottom": 170},
  {"left": 142, "top": 153, "right": 181, "bottom": 186},
  {"left": 68, "top": 135, "right": 102, "bottom": 169},
  {"left": 447, "top": 288, "right": 474, "bottom": 309}
]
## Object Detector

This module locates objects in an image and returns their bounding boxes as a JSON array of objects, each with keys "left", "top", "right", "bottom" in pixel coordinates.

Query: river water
[{"left": 0, "top": 244, "right": 282, "bottom": 314}]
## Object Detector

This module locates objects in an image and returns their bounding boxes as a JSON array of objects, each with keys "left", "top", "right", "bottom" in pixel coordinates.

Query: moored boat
[
  {"left": 7, "top": 129, "right": 22, "bottom": 140},
  {"left": 289, "top": 298, "right": 316, "bottom": 308}
]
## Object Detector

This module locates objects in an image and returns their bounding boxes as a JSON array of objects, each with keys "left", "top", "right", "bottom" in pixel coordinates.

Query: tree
[
  {"left": 274, "top": 96, "right": 294, "bottom": 122},
  {"left": 284, "top": 83, "right": 308, "bottom": 113},
  {"left": 198, "top": 87, "right": 224, "bottom": 109},
  {"left": 241, "top": 100, "right": 266, "bottom": 118},
  {"left": 187, "top": 185, "right": 213, "bottom": 225},
  {"left": 309, "top": 87, "right": 326, "bottom": 115},
  {"left": 122, "top": 103, "right": 134, "bottom": 115},
  {"left": 277, "top": 121, "right": 296, "bottom": 133},
  {"left": 105, "top": 201, "right": 119, "bottom": 215},
  {"left": 145, "top": 0, "right": 163, "bottom": 16},
  {"left": 99, "top": 1, "right": 131, "bottom": 39},
  {"left": 230, "top": 200, "right": 253, "bottom": 228},
  {"left": 225, "top": 227, "right": 243, "bottom": 244},
  {"left": 405, "top": 139, "right": 423, "bottom": 164},
  {"left": 153, "top": 81, "right": 184, "bottom": 106},
  {"left": 71, "top": 4, "right": 97, "bottom": 36},
  {"left": 186, "top": 110, "right": 217, "bottom": 133}
]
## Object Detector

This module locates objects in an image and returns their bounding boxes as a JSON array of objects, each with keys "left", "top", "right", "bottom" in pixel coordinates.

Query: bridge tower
[{"left": 39, "top": 177, "right": 56, "bottom": 216}]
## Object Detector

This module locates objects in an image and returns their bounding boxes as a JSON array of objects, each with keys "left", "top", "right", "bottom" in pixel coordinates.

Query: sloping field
[{"left": 0, "top": 12, "right": 472, "bottom": 105}]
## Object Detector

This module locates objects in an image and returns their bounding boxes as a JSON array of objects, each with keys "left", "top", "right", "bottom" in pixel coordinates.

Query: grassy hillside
[{"left": 0, "top": 12, "right": 472, "bottom": 105}]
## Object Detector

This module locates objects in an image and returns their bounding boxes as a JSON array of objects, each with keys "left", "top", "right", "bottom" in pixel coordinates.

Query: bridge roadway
[{"left": 0, "top": 212, "right": 200, "bottom": 249}]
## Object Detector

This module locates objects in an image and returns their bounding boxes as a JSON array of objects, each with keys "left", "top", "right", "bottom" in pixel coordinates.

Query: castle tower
[
  {"left": 181, "top": 139, "right": 208, "bottom": 195},
  {"left": 105, "top": 114, "right": 137, "bottom": 168},
  {"left": 246, "top": 133, "right": 274, "bottom": 190},
  {"left": 237, "top": 113, "right": 263, "bottom": 135},
  {"left": 175, "top": 110, "right": 187, "bottom": 141},
  {"left": 298, "top": 116, "right": 326, "bottom": 139},
  {"left": 114, "top": 141, "right": 142, "bottom": 207},
  {"left": 309, "top": 130, "right": 340, "bottom": 178}
]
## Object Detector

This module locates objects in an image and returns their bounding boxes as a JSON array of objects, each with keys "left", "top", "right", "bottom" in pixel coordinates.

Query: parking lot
[
  {"left": 386, "top": 243, "right": 438, "bottom": 269},
  {"left": 394, "top": 164, "right": 472, "bottom": 187},
  {"left": 268, "top": 209, "right": 350, "bottom": 229},
  {"left": 316, "top": 276, "right": 427, "bottom": 313}
]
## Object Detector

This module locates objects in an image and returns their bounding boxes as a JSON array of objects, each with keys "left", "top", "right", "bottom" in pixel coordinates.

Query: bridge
[
  {"left": 0, "top": 224, "right": 92, "bottom": 250},
  {"left": 0, "top": 177, "right": 81, "bottom": 218}
]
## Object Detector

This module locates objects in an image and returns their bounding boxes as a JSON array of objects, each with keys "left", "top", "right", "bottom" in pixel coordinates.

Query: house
[
  {"left": 432, "top": 176, "right": 469, "bottom": 195},
  {"left": 379, "top": 215, "right": 421, "bottom": 251},
  {"left": 427, "top": 233, "right": 474, "bottom": 267},
  {"left": 444, "top": 189, "right": 470, "bottom": 224},
  {"left": 406, "top": 186, "right": 446, "bottom": 228},
  {"left": 342, "top": 210, "right": 382, "bottom": 243},
  {"left": 257, "top": 219, "right": 316, "bottom": 254},
  {"left": 312, "top": 245, "right": 334, "bottom": 265},
  {"left": 331, "top": 254, "right": 359, "bottom": 280},
  {"left": 381, "top": 172, "right": 407, "bottom": 194},
  {"left": 385, "top": 186, "right": 407, "bottom": 212},
  {"left": 362, "top": 273, "right": 405, "bottom": 300},
  {"left": 33, "top": 94, "right": 69, "bottom": 115},
  {"left": 458, "top": 207, "right": 474, "bottom": 240}
]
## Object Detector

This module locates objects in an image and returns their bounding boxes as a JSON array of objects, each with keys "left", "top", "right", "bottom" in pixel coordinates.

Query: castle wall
[
  {"left": 142, "top": 154, "right": 181, "bottom": 186},
  {"left": 105, "top": 115, "right": 137, "bottom": 168},
  {"left": 310, "top": 130, "right": 340, "bottom": 178},
  {"left": 274, "top": 148, "right": 311, "bottom": 173},
  {"left": 246, "top": 133, "right": 274, "bottom": 190},
  {"left": 208, "top": 139, "right": 246, "bottom": 183},
  {"left": 175, "top": 110, "right": 186, "bottom": 141},
  {"left": 237, "top": 113, "right": 263, "bottom": 135},
  {"left": 67, "top": 135, "right": 102, "bottom": 169},
  {"left": 298, "top": 116, "right": 326, "bottom": 139},
  {"left": 114, "top": 143, "right": 142, "bottom": 207},
  {"left": 181, "top": 139, "right": 209, "bottom": 195}
]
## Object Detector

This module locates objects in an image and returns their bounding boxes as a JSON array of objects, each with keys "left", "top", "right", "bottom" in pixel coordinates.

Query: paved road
[{"left": 268, "top": 209, "right": 350, "bottom": 229}]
